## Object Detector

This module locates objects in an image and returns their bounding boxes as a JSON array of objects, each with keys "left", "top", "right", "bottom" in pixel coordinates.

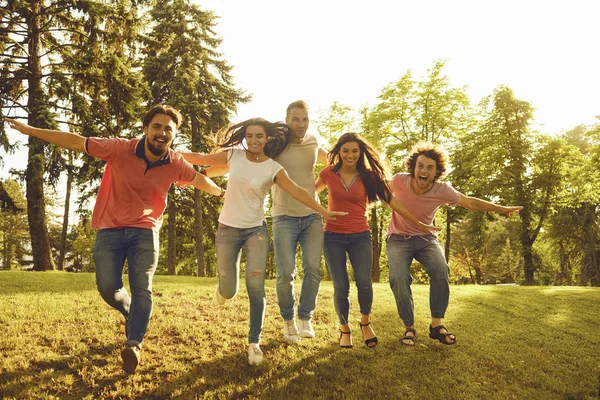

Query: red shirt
[
  {"left": 85, "top": 137, "right": 196, "bottom": 230},
  {"left": 319, "top": 166, "right": 369, "bottom": 234}
]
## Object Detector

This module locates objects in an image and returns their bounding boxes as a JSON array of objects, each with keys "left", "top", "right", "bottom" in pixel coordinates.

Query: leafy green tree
[
  {"left": 542, "top": 122, "right": 600, "bottom": 286},
  {"left": 1, "top": 0, "right": 146, "bottom": 270},
  {"left": 142, "top": 0, "right": 248, "bottom": 276},
  {"left": 0, "top": 179, "right": 28, "bottom": 269},
  {"left": 452, "top": 86, "right": 580, "bottom": 284}
]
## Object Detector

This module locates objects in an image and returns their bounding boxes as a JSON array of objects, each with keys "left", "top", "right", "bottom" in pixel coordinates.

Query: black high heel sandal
[
  {"left": 359, "top": 322, "right": 378, "bottom": 348},
  {"left": 339, "top": 329, "right": 353, "bottom": 349}
]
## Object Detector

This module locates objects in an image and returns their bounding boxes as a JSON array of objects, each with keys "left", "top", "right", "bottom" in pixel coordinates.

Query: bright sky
[
  {"left": 2, "top": 0, "right": 599, "bottom": 177},
  {"left": 199, "top": 0, "right": 599, "bottom": 132}
]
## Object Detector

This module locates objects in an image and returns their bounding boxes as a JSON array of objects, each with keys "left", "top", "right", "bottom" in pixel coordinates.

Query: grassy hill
[{"left": 0, "top": 271, "right": 598, "bottom": 399}]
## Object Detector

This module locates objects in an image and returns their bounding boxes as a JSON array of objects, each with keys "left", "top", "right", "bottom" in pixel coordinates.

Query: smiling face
[
  {"left": 412, "top": 154, "right": 438, "bottom": 193},
  {"left": 339, "top": 141, "right": 361, "bottom": 169},
  {"left": 286, "top": 107, "right": 309, "bottom": 144},
  {"left": 143, "top": 113, "right": 176, "bottom": 158},
  {"left": 245, "top": 124, "right": 268, "bottom": 156}
]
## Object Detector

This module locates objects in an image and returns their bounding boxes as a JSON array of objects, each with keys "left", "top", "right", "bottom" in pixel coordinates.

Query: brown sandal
[
  {"left": 401, "top": 327, "right": 416, "bottom": 346},
  {"left": 429, "top": 324, "right": 456, "bottom": 345}
]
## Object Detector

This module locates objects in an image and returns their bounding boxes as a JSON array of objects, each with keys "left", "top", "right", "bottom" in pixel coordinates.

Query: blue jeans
[
  {"left": 216, "top": 222, "right": 269, "bottom": 344},
  {"left": 273, "top": 214, "right": 324, "bottom": 321},
  {"left": 93, "top": 227, "right": 159, "bottom": 347},
  {"left": 386, "top": 234, "right": 450, "bottom": 327},
  {"left": 323, "top": 231, "right": 373, "bottom": 325}
]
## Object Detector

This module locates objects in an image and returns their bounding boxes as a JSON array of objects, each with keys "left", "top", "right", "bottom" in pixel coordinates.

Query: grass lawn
[{"left": 0, "top": 271, "right": 598, "bottom": 399}]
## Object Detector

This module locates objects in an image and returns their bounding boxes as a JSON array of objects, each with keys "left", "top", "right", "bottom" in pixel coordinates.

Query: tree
[
  {"left": 0, "top": 179, "right": 28, "bottom": 269},
  {"left": 1, "top": 1, "right": 146, "bottom": 270},
  {"left": 453, "top": 86, "right": 579, "bottom": 285},
  {"left": 142, "top": 0, "right": 248, "bottom": 276}
]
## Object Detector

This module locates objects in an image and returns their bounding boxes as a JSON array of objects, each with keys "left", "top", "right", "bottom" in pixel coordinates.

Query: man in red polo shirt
[{"left": 5, "top": 105, "right": 223, "bottom": 373}]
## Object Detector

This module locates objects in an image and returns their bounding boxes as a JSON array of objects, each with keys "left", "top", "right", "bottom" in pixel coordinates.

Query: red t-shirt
[
  {"left": 85, "top": 137, "right": 197, "bottom": 230},
  {"left": 319, "top": 165, "right": 370, "bottom": 234}
]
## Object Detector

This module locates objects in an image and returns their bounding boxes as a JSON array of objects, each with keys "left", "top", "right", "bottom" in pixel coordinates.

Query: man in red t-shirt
[
  {"left": 387, "top": 142, "right": 522, "bottom": 346},
  {"left": 5, "top": 105, "right": 223, "bottom": 373}
]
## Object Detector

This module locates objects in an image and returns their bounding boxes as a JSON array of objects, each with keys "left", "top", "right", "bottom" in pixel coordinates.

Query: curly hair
[
  {"left": 219, "top": 118, "right": 290, "bottom": 159},
  {"left": 405, "top": 141, "right": 449, "bottom": 181},
  {"left": 327, "top": 132, "right": 392, "bottom": 204}
]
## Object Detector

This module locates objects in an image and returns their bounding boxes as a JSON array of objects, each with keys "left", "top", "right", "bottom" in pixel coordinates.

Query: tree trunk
[
  {"left": 522, "top": 245, "right": 534, "bottom": 285},
  {"left": 167, "top": 189, "right": 176, "bottom": 275},
  {"left": 26, "top": 1, "right": 55, "bottom": 271},
  {"left": 474, "top": 265, "right": 482, "bottom": 284},
  {"left": 370, "top": 207, "right": 380, "bottom": 282},
  {"left": 58, "top": 157, "right": 73, "bottom": 270}
]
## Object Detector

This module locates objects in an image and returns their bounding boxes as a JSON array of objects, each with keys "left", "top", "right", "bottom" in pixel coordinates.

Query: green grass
[{"left": 0, "top": 271, "right": 599, "bottom": 399}]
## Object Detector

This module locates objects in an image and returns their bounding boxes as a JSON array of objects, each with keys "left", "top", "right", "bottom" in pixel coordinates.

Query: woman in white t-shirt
[{"left": 183, "top": 118, "right": 344, "bottom": 366}]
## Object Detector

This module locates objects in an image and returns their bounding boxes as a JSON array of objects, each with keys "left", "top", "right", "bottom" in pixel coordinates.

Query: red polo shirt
[{"left": 85, "top": 137, "right": 196, "bottom": 230}]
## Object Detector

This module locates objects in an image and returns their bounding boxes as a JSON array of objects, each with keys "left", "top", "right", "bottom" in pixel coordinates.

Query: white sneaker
[
  {"left": 215, "top": 287, "right": 227, "bottom": 305},
  {"left": 283, "top": 318, "right": 301, "bottom": 344},
  {"left": 298, "top": 319, "right": 315, "bottom": 338},
  {"left": 247, "top": 343, "right": 263, "bottom": 366}
]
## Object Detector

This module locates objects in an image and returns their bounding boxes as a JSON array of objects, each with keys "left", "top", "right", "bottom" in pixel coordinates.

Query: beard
[{"left": 147, "top": 139, "right": 169, "bottom": 157}]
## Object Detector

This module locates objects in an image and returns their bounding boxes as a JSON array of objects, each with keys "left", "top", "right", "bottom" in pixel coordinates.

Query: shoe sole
[
  {"left": 299, "top": 332, "right": 315, "bottom": 338},
  {"left": 121, "top": 348, "right": 140, "bottom": 374}
]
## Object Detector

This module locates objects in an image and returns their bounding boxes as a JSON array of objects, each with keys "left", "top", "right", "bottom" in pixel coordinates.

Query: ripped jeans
[{"left": 215, "top": 222, "right": 269, "bottom": 344}]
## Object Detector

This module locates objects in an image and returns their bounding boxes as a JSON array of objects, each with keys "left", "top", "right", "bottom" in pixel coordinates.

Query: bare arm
[
  {"left": 187, "top": 172, "right": 224, "bottom": 197},
  {"left": 4, "top": 117, "right": 86, "bottom": 152},
  {"left": 315, "top": 176, "right": 327, "bottom": 192},
  {"left": 387, "top": 197, "right": 441, "bottom": 233},
  {"left": 317, "top": 147, "right": 328, "bottom": 164},
  {"left": 181, "top": 151, "right": 228, "bottom": 166},
  {"left": 203, "top": 165, "right": 229, "bottom": 178},
  {"left": 457, "top": 194, "right": 522, "bottom": 217},
  {"left": 274, "top": 169, "right": 345, "bottom": 220}
]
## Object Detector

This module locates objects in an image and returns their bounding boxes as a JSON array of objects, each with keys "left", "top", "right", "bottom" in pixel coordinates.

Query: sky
[
  {"left": 196, "top": 0, "right": 599, "bottom": 131},
  {"left": 2, "top": 0, "right": 599, "bottom": 178}
]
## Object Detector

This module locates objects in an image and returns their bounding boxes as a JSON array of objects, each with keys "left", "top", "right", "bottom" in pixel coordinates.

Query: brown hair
[
  {"left": 327, "top": 132, "right": 392, "bottom": 203},
  {"left": 220, "top": 118, "right": 290, "bottom": 159},
  {"left": 142, "top": 105, "right": 183, "bottom": 129},
  {"left": 286, "top": 100, "right": 309, "bottom": 118},
  {"left": 405, "top": 141, "right": 449, "bottom": 181}
]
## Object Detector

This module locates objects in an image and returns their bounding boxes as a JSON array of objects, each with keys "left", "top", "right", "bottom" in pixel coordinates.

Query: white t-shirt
[
  {"left": 271, "top": 134, "right": 320, "bottom": 217},
  {"left": 218, "top": 148, "right": 284, "bottom": 228}
]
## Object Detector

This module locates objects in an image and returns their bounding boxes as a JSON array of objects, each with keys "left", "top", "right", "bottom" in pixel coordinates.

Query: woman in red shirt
[{"left": 316, "top": 133, "right": 438, "bottom": 348}]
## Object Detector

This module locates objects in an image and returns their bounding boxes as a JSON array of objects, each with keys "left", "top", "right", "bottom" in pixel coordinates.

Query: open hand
[
  {"left": 418, "top": 222, "right": 442, "bottom": 234},
  {"left": 323, "top": 211, "right": 348, "bottom": 221},
  {"left": 4, "top": 117, "right": 32, "bottom": 135},
  {"left": 499, "top": 206, "right": 523, "bottom": 217},
  {"left": 173, "top": 181, "right": 192, "bottom": 188}
]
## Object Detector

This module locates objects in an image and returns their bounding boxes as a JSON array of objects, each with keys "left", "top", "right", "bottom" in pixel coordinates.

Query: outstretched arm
[
  {"left": 181, "top": 151, "right": 228, "bottom": 166},
  {"left": 317, "top": 147, "right": 328, "bottom": 164},
  {"left": 457, "top": 194, "right": 522, "bottom": 217},
  {"left": 203, "top": 165, "right": 230, "bottom": 178},
  {"left": 187, "top": 172, "right": 225, "bottom": 197},
  {"left": 275, "top": 169, "right": 345, "bottom": 221},
  {"left": 4, "top": 117, "right": 85, "bottom": 152},
  {"left": 387, "top": 197, "right": 441, "bottom": 233}
]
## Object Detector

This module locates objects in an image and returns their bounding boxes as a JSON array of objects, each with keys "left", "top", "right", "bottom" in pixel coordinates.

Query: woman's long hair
[
  {"left": 219, "top": 118, "right": 290, "bottom": 159},
  {"left": 327, "top": 132, "right": 392, "bottom": 203}
]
